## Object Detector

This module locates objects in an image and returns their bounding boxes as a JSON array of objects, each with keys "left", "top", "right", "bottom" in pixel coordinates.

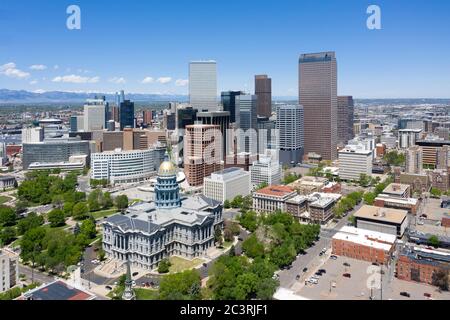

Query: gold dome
[{"left": 158, "top": 152, "right": 177, "bottom": 176}]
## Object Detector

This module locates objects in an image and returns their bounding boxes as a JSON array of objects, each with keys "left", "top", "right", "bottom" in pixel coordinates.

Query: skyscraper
[
  {"left": 255, "top": 75, "right": 272, "bottom": 118},
  {"left": 405, "top": 146, "right": 423, "bottom": 174},
  {"left": 84, "top": 98, "right": 108, "bottom": 132},
  {"left": 189, "top": 61, "right": 217, "bottom": 111},
  {"left": 221, "top": 91, "right": 243, "bottom": 123},
  {"left": 337, "top": 96, "right": 354, "bottom": 147},
  {"left": 184, "top": 124, "right": 221, "bottom": 186},
  {"left": 299, "top": 52, "right": 338, "bottom": 160},
  {"left": 119, "top": 100, "right": 135, "bottom": 131},
  {"left": 236, "top": 94, "right": 258, "bottom": 154},
  {"left": 277, "top": 104, "right": 304, "bottom": 166}
]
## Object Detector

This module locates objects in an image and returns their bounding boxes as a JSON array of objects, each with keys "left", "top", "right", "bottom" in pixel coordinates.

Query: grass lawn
[
  {"left": 135, "top": 288, "right": 159, "bottom": 300},
  {"left": 90, "top": 208, "right": 118, "bottom": 220},
  {"left": 0, "top": 195, "right": 12, "bottom": 204},
  {"left": 222, "top": 241, "right": 233, "bottom": 248},
  {"left": 168, "top": 256, "right": 205, "bottom": 273}
]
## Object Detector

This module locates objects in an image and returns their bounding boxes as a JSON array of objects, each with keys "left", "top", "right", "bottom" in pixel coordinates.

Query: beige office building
[{"left": 299, "top": 52, "right": 338, "bottom": 160}]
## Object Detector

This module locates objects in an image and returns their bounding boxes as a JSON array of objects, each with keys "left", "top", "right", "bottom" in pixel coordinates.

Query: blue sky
[{"left": 0, "top": 0, "right": 449, "bottom": 98}]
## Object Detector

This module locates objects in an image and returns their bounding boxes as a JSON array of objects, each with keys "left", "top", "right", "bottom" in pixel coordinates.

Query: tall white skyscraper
[
  {"left": 189, "top": 61, "right": 217, "bottom": 111},
  {"left": 276, "top": 104, "right": 304, "bottom": 166},
  {"left": 84, "top": 99, "right": 107, "bottom": 131}
]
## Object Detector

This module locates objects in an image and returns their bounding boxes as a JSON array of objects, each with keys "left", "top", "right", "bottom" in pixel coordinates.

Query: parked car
[
  {"left": 296, "top": 275, "right": 301, "bottom": 280},
  {"left": 105, "top": 285, "right": 113, "bottom": 291},
  {"left": 424, "top": 293, "right": 432, "bottom": 298},
  {"left": 343, "top": 273, "right": 351, "bottom": 278},
  {"left": 132, "top": 272, "right": 139, "bottom": 277},
  {"left": 343, "top": 262, "right": 351, "bottom": 267},
  {"left": 318, "top": 269, "right": 326, "bottom": 274},
  {"left": 308, "top": 278, "right": 318, "bottom": 284},
  {"left": 400, "top": 292, "right": 411, "bottom": 298},
  {"left": 330, "top": 255, "right": 338, "bottom": 260},
  {"left": 302, "top": 267, "right": 308, "bottom": 273},
  {"left": 372, "top": 262, "right": 379, "bottom": 266},
  {"left": 202, "top": 263, "right": 208, "bottom": 268},
  {"left": 315, "top": 272, "right": 322, "bottom": 276}
]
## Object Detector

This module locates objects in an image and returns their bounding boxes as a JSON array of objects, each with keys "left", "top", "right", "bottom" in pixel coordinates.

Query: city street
[
  {"left": 19, "top": 264, "right": 55, "bottom": 285},
  {"left": 278, "top": 203, "right": 362, "bottom": 289}
]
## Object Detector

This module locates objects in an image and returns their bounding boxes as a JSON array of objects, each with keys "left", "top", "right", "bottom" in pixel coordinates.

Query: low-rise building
[
  {"left": 203, "top": 167, "right": 251, "bottom": 203},
  {"left": 374, "top": 194, "right": 419, "bottom": 215},
  {"left": 396, "top": 246, "right": 450, "bottom": 287},
  {"left": 0, "top": 175, "right": 16, "bottom": 189},
  {"left": 353, "top": 205, "right": 409, "bottom": 238},
  {"left": 382, "top": 183, "right": 411, "bottom": 198},
  {"left": 307, "top": 192, "right": 342, "bottom": 224},
  {"left": 332, "top": 226, "right": 397, "bottom": 265},
  {"left": 0, "top": 248, "right": 19, "bottom": 293},
  {"left": 91, "top": 148, "right": 156, "bottom": 184},
  {"left": 253, "top": 185, "right": 297, "bottom": 214},
  {"left": 18, "top": 280, "right": 96, "bottom": 300}
]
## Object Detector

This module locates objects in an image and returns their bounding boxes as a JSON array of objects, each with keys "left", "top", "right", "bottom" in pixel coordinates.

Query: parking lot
[{"left": 297, "top": 256, "right": 450, "bottom": 300}]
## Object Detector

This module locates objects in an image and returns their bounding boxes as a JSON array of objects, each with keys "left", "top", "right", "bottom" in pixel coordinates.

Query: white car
[{"left": 308, "top": 278, "right": 319, "bottom": 284}]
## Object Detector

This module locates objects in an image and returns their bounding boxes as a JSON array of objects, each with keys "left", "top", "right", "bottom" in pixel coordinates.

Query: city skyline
[{"left": 1, "top": 0, "right": 450, "bottom": 98}]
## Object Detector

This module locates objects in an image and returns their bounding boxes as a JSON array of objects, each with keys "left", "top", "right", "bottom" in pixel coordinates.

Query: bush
[{"left": 158, "top": 259, "right": 171, "bottom": 274}]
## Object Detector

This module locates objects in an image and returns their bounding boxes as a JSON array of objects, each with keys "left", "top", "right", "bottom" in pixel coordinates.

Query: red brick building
[
  {"left": 332, "top": 226, "right": 397, "bottom": 265},
  {"left": 396, "top": 247, "right": 450, "bottom": 286}
]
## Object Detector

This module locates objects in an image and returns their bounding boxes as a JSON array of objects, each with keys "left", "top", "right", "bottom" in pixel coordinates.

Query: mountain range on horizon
[{"left": 0, "top": 89, "right": 449, "bottom": 105}]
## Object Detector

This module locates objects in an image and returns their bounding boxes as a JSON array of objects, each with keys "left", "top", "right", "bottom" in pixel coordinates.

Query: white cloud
[
  {"left": 109, "top": 77, "right": 126, "bottom": 84},
  {"left": 29, "top": 80, "right": 38, "bottom": 85},
  {"left": 34, "top": 89, "right": 46, "bottom": 94},
  {"left": 142, "top": 77, "right": 154, "bottom": 84},
  {"left": 175, "top": 79, "right": 189, "bottom": 87},
  {"left": 0, "top": 62, "right": 30, "bottom": 79},
  {"left": 52, "top": 74, "right": 100, "bottom": 84},
  {"left": 157, "top": 77, "right": 172, "bottom": 84},
  {"left": 30, "top": 64, "right": 47, "bottom": 71},
  {"left": 0, "top": 62, "right": 16, "bottom": 71}
]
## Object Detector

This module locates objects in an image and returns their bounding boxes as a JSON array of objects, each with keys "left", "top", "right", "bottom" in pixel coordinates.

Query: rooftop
[
  {"left": 354, "top": 205, "right": 408, "bottom": 224},
  {"left": 19, "top": 281, "right": 95, "bottom": 300},
  {"left": 382, "top": 183, "right": 410, "bottom": 197},
  {"left": 333, "top": 226, "right": 397, "bottom": 251},
  {"left": 255, "top": 185, "right": 295, "bottom": 197}
]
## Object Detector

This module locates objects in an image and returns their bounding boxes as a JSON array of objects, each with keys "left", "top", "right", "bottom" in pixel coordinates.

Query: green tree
[
  {"left": 47, "top": 209, "right": 66, "bottom": 228},
  {"left": 428, "top": 235, "right": 440, "bottom": 248},
  {"left": 364, "top": 192, "right": 376, "bottom": 205},
  {"left": 103, "top": 192, "right": 114, "bottom": 209},
  {"left": 0, "top": 206, "right": 16, "bottom": 226},
  {"left": 16, "top": 212, "right": 44, "bottom": 235},
  {"left": 115, "top": 195, "right": 129, "bottom": 212},
  {"left": 159, "top": 270, "right": 202, "bottom": 300},
  {"left": 63, "top": 202, "right": 74, "bottom": 217},
  {"left": 72, "top": 202, "right": 89, "bottom": 220},
  {"left": 255, "top": 277, "right": 278, "bottom": 300},
  {"left": 242, "top": 235, "right": 265, "bottom": 258},
  {"left": 223, "top": 200, "right": 231, "bottom": 209},
  {"left": 238, "top": 211, "right": 258, "bottom": 232},
  {"left": 214, "top": 227, "right": 223, "bottom": 247},
  {"left": 80, "top": 218, "right": 97, "bottom": 239},
  {"left": 430, "top": 188, "right": 442, "bottom": 198},
  {"left": 0, "top": 227, "right": 16, "bottom": 245}
]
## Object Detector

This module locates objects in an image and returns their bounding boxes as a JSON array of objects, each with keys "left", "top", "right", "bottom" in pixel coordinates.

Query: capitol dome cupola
[{"left": 155, "top": 151, "right": 181, "bottom": 209}]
